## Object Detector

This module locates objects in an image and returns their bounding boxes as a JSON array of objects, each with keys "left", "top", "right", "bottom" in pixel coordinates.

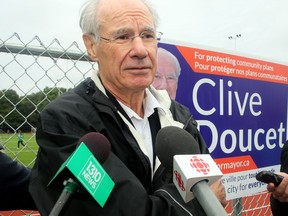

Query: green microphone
[{"left": 48, "top": 132, "right": 114, "bottom": 216}]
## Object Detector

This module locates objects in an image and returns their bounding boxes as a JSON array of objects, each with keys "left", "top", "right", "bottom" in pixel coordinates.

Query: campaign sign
[{"left": 158, "top": 40, "right": 288, "bottom": 199}]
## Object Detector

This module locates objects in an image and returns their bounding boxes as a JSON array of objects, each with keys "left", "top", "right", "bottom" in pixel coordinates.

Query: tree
[
  {"left": 0, "top": 89, "right": 20, "bottom": 132},
  {"left": 0, "top": 87, "right": 68, "bottom": 132}
]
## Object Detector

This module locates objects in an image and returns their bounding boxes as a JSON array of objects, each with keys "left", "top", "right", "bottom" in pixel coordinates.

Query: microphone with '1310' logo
[{"left": 48, "top": 132, "right": 114, "bottom": 216}]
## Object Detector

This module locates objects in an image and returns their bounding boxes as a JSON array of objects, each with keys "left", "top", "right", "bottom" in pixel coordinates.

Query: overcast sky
[{"left": 1, "top": 0, "right": 288, "bottom": 63}]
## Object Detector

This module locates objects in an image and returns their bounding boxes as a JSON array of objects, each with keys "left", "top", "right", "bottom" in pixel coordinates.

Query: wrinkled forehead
[{"left": 97, "top": 0, "right": 154, "bottom": 32}]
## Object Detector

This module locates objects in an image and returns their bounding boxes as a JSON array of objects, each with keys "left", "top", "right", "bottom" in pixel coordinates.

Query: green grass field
[{"left": 0, "top": 133, "right": 39, "bottom": 168}]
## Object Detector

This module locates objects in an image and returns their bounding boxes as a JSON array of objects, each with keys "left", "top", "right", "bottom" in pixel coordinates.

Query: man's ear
[{"left": 82, "top": 34, "right": 98, "bottom": 61}]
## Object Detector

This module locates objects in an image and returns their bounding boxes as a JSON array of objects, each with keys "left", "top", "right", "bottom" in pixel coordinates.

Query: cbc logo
[
  {"left": 190, "top": 156, "right": 210, "bottom": 175},
  {"left": 174, "top": 170, "right": 185, "bottom": 191}
]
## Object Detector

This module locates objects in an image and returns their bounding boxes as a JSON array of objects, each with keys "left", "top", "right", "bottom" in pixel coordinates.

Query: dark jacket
[
  {"left": 0, "top": 152, "right": 36, "bottom": 210},
  {"left": 29, "top": 77, "right": 209, "bottom": 216},
  {"left": 270, "top": 140, "right": 288, "bottom": 216}
]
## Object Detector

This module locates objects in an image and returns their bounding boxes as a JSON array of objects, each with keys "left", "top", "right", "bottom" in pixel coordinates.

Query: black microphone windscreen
[
  {"left": 155, "top": 126, "right": 200, "bottom": 173},
  {"left": 78, "top": 132, "right": 111, "bottom": 164}
]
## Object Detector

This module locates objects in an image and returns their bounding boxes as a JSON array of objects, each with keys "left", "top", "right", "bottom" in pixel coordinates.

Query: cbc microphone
[
  {"left": 155, "top": 126, "right": 227, "bottom": 216},
  {"left": 48, "top": 132, "right": 115, "bottom": 216}
]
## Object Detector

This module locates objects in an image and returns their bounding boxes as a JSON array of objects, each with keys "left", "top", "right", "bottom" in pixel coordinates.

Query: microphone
[
  {"left": 155, "top": 126, "right": 227, "bottom": 216},
  {"left": 48, "top": 132, "right": 115, "bottom": 216}
]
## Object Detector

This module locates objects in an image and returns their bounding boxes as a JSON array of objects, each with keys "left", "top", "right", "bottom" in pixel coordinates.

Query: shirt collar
[{"left": 118, "top": 88, "right": 162, "bottom": 120}]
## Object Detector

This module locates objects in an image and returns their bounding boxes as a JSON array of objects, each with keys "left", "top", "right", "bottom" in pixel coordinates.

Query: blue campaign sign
[{"left": 157, "top": 41, "right": 288, "bottom": 199}]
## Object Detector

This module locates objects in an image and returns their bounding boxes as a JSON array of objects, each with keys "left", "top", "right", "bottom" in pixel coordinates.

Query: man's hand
[
  {"left": 267, "top": 172, "right": 288, "bottom": 202},
  {"left": 210, "top": 179, "right": 228, "bottom": 207}
]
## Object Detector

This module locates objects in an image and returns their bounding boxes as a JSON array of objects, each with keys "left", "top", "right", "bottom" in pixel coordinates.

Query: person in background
[
  {"left": 29, "top": 0, "right": 227, "bottom": 215},
  {"left": 17, "top": 130, "right": 25, "bottom": 148},
  {"left": 0, "top": 151, "right": 36, "bottom": 210},
  {"left": 268, "top": 140, "right": 288, "bottom": 216},
  {"left": 152, "top": 47, "right": 181, "bottom": 100}
]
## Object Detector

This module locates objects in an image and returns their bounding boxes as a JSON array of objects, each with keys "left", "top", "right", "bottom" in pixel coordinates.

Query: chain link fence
[{"left": 0, "top": 33, "right": 272, "bottom": 215}]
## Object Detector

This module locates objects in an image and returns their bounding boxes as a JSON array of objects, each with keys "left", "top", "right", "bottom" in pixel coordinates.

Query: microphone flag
[
  {"left": 173, "top": 154, "right": 223, "bottom": 203},
  {"left": 48, "top": 142, "right": 115, "bottom": 207}
]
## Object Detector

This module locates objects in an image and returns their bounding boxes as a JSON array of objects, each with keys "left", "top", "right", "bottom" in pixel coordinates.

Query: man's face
[
  {"left": 152, "top": 52, "right": 178, "bottom": 100},
  {"left": 94, "top": 0, "right": 158, "bottom": 97}
]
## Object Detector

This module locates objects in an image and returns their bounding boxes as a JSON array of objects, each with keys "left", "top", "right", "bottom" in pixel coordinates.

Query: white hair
[
  {"left": 79, "top": 0, "right": 160, "bottom": 42},
  {"left": 158, "top": 47, "right": 181, "bottom": 78}
]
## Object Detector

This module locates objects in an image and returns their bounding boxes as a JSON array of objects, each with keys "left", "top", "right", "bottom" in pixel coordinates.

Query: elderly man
[
  {"left": 29, "top": 0, "right": 227, "bottom": 215},
  {"left": 152, "top": 47, "right": 181, "bottom": 100}
]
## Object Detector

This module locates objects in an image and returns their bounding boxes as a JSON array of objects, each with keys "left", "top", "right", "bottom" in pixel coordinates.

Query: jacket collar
[{"left": 91, "top": 70, "right": 184, "bottom": 175}]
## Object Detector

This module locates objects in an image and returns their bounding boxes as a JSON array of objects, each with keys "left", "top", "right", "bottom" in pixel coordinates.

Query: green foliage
[{"left": 0, "top": 87, "right": 69, "bottom": 132}]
